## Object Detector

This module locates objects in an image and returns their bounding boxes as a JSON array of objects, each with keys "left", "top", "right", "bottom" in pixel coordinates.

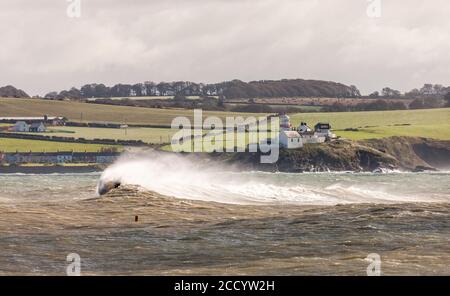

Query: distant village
[
  {"left": 0, "top": 113, "right": 336, "bottom": 166},
  {"left": 0, "top": 116, "right": 119, "bottom": 165},
  {"left": 0, "top": 116, "right": 66, "bottom": 133}
]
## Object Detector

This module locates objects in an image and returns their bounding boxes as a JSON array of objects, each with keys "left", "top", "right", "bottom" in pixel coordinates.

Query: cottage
[
  {"left": 279, "top": 130, "right": 303, "bottom": 149},
  {"left": 298, "top": 122, "right": 312, "bottom": 133},
  {"left": 314, "top": 123, "right": 336, "bottom": 139},
  {"left": 301, "top": 132, "right": 326, "bottom": 144},
  {"left": 29, "top": 122, "right": 46, "bottom": 132},
  {"left": 12, "top": 121, "right": 30, "bottom": 132},
  {"left": 49, "top": 117, "right": 66, "bottom": 126}
]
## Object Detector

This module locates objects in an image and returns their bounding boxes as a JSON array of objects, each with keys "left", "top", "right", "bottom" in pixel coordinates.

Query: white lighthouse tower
[{"left": 279, "top": 114, "right": 291, "bottom": 131}]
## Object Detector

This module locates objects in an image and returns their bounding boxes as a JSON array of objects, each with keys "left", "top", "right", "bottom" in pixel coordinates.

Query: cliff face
[
  {"left": 214, "top": 137, "right": 450, "bottom": 172},
  {"left": 362, "top": 137, "right": 450, "bottom": 171}
]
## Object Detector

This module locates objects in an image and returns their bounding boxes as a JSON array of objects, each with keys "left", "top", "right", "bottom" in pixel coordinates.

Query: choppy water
[{"left": 0, "top": 160, "right": 449, "bottom": 275}]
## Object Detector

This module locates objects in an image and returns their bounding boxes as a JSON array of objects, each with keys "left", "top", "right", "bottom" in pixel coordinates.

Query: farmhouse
[
  {"left": 300, "top": 132, "right": 326, "bottom": 144},
  {"left": 314, "top": 123, "right": 336, "bottom": 140},
  {"left": 279, "top": 130, "right": 303, "bottom": 149},
  {"left": 298, "top": 122, "right": 312, "bottom": 133},
  {"left": 0, "top": 116, "right": 66, "bottom": 126},
  {"left": 29, "top": 122, "right": 46, "bottom": 132},
  {"left": 12, "top": 121, "right": 30, "bottom": 132}
]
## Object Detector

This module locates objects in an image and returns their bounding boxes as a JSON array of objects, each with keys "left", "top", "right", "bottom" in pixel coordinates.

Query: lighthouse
[{"left": 279, "top": 114, "right": 292, "bottom": 131}]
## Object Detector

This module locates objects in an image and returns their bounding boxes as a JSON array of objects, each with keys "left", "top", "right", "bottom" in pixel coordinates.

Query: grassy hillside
[
  {"left": 0, "top": 98, "right": 259, "bottom": 126},
  {"left": 1, "top": 98, "right": 449, "bottom": 150},
  {"left": 290, "top": 108, "right": 450, "bottom": 140}
]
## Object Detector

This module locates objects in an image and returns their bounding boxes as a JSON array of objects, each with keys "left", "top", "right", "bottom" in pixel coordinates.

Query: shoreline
[{"left": 2, "top": 136, "right": 449, "bottom": 174}]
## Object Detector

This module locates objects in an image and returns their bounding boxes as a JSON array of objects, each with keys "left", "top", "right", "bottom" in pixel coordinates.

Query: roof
[
  {"left": 315, "top": 122, "right": 331, "bottom": 129},
  {"left": 282, "top": 130, "right": 301, "bottom": 138}
]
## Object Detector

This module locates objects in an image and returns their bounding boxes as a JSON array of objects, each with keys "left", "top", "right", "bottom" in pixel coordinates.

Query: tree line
[{"left": 43, "top": 79, "right": 361, "bottom": 100}]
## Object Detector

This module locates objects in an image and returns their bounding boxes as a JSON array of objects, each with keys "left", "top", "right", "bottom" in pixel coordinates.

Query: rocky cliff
[{"left": 212, "top": 137, "right": 450, "bottom": 172}]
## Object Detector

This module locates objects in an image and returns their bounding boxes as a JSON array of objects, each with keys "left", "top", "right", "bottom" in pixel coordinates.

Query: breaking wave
[{"left": 98, "top": 151, "right": 450, "bottom": 205}]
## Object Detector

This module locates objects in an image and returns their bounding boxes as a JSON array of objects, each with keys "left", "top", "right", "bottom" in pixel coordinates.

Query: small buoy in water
[{"left": 135, "top": 215, "right": 139, "bottom": 222}]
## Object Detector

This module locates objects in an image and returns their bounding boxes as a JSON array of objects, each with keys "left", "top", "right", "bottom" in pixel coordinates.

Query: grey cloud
[{"left": 1, "top": 0, "right": 450, "bottom": 95}]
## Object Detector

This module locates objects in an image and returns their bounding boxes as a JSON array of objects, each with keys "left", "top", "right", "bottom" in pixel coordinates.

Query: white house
[
  {"left": 29, "top": 122, "right": 46, "bottom": 132},
  {"left": 314, "top": 123, "right": 336, "bottom": 140},
  {"left": 298, "top": 122, "right": 312, "bottom": 133},
  {"left": 279, "top": 130, "right": 303, "bottom": 149},
  {"left": 0, "top": 116, "right": 66, "bottom": 126},
  {"left": 301, "top": 132, "right": 326, "bottom": 144},
  {"left": 12, "top": 121, "right": 30, "bottom": 132}
]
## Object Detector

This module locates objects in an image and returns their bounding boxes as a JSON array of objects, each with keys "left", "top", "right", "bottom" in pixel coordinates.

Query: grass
[
  {"left": 0, "top": 138, "right": 121, "bottom": 153},
  {"left": 0, "top": 98, "right": 253, "bottom": 126},
  {"left": 164, "top": 129, "right": 279, "bottom": 152},
  {"left": 1, "top": 97, "right": 449, "bottom": 147},
  {"left": 26, "top": 126, "right": 177, "bottom": 144},
  {"left": 289, "top": 108, "right": 450, "bottom": 140}
]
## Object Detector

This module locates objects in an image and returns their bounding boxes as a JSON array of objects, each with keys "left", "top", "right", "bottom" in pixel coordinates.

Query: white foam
[{"left": 98, "top": 152, "right": 450, "bottom": 205}]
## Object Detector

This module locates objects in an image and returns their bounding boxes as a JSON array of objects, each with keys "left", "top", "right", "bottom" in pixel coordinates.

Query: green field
[
  {"left": 290, "top": 108, "right": 450, "bottom": 140},
  {"left": 0, "top": 138, "right": 121, "bottom": 153},
  {"left": 1, "top": 97, "right": 449, "bottom": 147},
  {"left": 165, "top": 129, "right": 279, "bottom": 152},
  {"left": 0, "top": 98, "right": 253, "bottom": 126},
  {"left": 26, "top": 126, "right": 177, "bottom": 144}
]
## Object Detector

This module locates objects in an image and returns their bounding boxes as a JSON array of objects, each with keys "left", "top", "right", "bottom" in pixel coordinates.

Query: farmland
[
  {"left": 0, "top": 138, "right": 121, "bottom": 153},
  {"left": 1, "top": 98, "right": 449, "bottom": 148},
  {"left": 0, "top": 98, "right": 259, "bottom": 126},
  {"left": 198, "top": 108, "right": 450, "bottom": 146},
  {"left": 27, "top": 126, "right": 177, "bottom": 144},
  {"left": 290, "top": 108, "right": 450, "bottom": 140}
]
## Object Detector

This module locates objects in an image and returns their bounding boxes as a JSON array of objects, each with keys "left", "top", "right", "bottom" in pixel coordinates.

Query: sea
[{"left": 0, "top": 153, "right": 449, "bottom": 275}]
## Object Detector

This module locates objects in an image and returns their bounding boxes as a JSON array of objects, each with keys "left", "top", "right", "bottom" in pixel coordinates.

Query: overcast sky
[{"left": 1, "top": 0, "right": 450, "bottom": 96}]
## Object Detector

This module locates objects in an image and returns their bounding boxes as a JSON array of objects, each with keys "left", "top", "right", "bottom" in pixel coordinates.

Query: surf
[{"left": 97, "top": 151, "right": 450, "bottom": 205}]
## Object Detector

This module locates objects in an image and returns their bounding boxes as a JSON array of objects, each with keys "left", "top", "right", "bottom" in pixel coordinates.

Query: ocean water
[{"left": 0, "top": 155, "right": 449, "bottom": 275}]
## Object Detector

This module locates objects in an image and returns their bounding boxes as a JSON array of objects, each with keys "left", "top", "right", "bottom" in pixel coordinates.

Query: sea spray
[{"left": 97, "top": 151, "right": 450, "bottom": 205}]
